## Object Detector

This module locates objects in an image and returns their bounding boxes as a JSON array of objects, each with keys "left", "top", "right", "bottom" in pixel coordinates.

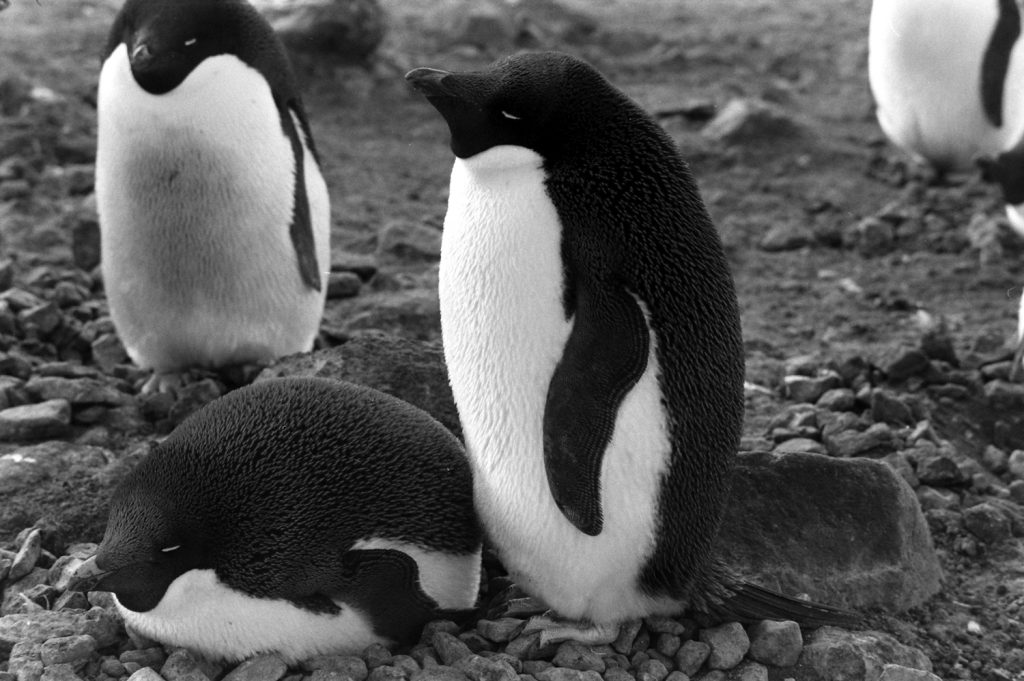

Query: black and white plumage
[
  {"left": 96, "top": 0, "right": 330, "bottom": 393},
  {"left": 406, "top": 52, "right": 857, "bottom": 643},
  {"left": 70, "top": 378, "right": 482, "bottom": 662}
]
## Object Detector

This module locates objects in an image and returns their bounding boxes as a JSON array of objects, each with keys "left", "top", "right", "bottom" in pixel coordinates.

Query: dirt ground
[{"left": 3, "top": 0, "right": 1024, "bottom": 679}]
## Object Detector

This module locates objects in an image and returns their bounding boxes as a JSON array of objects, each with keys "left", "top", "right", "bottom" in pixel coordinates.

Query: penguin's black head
[
  {"left": 406, "top": 52, "right": 625, "bottom": 160},
  {"left": 105, "top": 0, "right": 283, "bottom": 95},
  {"left": 68, "top": 467, "right": 208, "bottom": 612}
]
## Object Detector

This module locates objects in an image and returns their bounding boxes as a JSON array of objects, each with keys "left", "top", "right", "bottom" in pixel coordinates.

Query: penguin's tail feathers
[{"left": 703, "top": 580, "right": 864, "bottom": 630}]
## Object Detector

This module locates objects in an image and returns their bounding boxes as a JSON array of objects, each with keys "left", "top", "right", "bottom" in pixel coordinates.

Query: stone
[
  {"left": 962, "top": 502, "right": 1012, "bottom": 544},
  {"left": 783, "top": 373, "right": 840, "bottom": 404},
  {"left": 870, "top": 390, "right": 915, "bottom": 426},
  {"left": 1008, "top": 449, "right": 1024, "bottom": 479},
  {"left": 723, "top": 662, "right": 766, "bottom": 681},
  {"left": 410, "top": 667, "right": 471, "bottom": 681},
  {"left": 915, "top": 486, "right": 959, "bottom": 512},
  {"left": 984, "top": 380, "right": 1024, "bottom": 409},
  {"left": 369, "top": 668, "right": 406, "bottom": 681},
  {"left": 20, "top": 303, "right": 62, "bottom": 336},
  {"left": 0, "top": 399, "right": 71, "bottom": 441},
  {"left": 916, "top": 454, "right": 968, "bottom": 487},
  {"left": 377, "top": 220, "right": 442, "bottom": 262},
  {"left": 333, "top": 289, "right": 440, "bottom": 341},
  {"left": 161, "top": 648, "right": 217, "bottom": 681},
  {"left": 303, "top": 656, "right": 369, "bottom": 681},
  {"left": 800, "top": 628, "right": 932, "bottom": 680},
  {"left": 1010, "top": 479, "right": 1024, "bottom": 503},
  {"left": 90, "top": 334, "right": 129, "bottom": 374},
  {"left": 773, "top": 437, "right": 826, "bottom": 455},
  {"left": 758, "top": 223, "right": 814, "bottom": 252},
  {"left": 534, "top": 670, "right": 601, "bottom": 681},
  {"left": 2, "top": 568, "right": 49, "bottom": 615},
  {"left": 698, "top": 623, "right": 748, "bottom": 670},
  {"left": 823, "top": 422, "right": 897, "bottom": 458},
  {"left": 222, "top": 655, "right": 288, "bottom": 681},
  {"left": 611, "top": 620, "right": 642, "bottom": 655},
  {"left": 654, "top": 633, "right": 681, "bottom": 658},
  {"left": 877, "top": 664, "right": 942, "bottom": 681},
  {"left": 363, "top": 643, "right": 393, "bottom": 669},
  {"left": 745, "top": 620, "right": 801, "bottom": 667},
  {"left": 9, "top": 528, "right": 41, "bottom": 582},
  {"left": 38, "top": 635, "right": 96, "bottom": 668},
  {"left": 717, "top": 451, "right": 941, "bottom": 610},
  {"left": 848, "top": 216, "right": 895, "bottom": 257},
  {"left": 634, "top": 660, "right": 668, "bottom": 681},
  {"left": 327, "top": 271, "right": 362, "bottom": 299},
  {"left": 452, "top": 655, "right": 518, "bottom": 681},
  {"left": 817, "top": 388, "right": 856, "bottom": 411},
  {"left": 884, "top": 350, "right": 931, "bottom": 382},
  {"left": 26, "top": 377, "right": 131, "bottom": 406},
  {"left": 670, "top": 633, "right": 709, "bottom": 672},
  {"left": 39, "top": 664, "right": 81, "bottom": 681},
  {"left": 253, "top": 0, "right": 385, "bottom": 61},
  {"left": 126, "top": 669, "right": 164, "bottom": 681},
  {"left": 259, "top": 331, "right": 459, "bottom": 437},
  {"left": 119, "top": 648, "right": 166, "bottom": 670},
  {"left": 434, "top": 633, "right": 474, "bottom": 666},
  {"left": 604, "top": 670, "right": 634, "bottom": 681},
  {"left": 881, "top": 452, "right": 918, "bottom": 488},
  {"left": 0, "top": 608, "right": 121, "bottom": 657},
  {"left": 702, "top": 98, "right": 808, "bottom": 144},
  {"left": 477, "top": 619, "right": 525, "bottom": 644},
  {"left": 552, "top": 642, "right": 605, "bottom": 673}
]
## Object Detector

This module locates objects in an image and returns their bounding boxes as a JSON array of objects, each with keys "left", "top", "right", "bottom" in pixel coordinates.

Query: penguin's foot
[
  {"left": 522, "top": 613, "right": 621, "bottom": 646},
  {"left": 140, "top": 371, "right": 183, "bottom": 396}
]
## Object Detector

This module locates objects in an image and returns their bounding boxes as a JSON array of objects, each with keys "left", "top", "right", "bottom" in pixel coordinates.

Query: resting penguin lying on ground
[
  {"left": 406, "top": 51, "right": 860, "bottom": 645},
  {"left": 69, "top": 378, "right": 482, "bottom": 662},
  {"left": 96, "top": 0, "right": 330, "bottom": 394}
]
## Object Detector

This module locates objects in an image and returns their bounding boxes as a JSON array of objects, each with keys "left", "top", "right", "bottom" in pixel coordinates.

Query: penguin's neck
[{"left": 439, "top": 147, "right": 570, "bottom": 492}]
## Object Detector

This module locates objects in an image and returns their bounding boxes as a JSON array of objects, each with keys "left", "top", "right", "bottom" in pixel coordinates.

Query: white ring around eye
[
  {"left": 184, "top": 38, "right": 197, "bottom": 46},
  {"left": 501, "top": 111, "right": 521, "bottom": 120},
  {"left": 161, "top": 545, "right": 181, "bottom": 552}
]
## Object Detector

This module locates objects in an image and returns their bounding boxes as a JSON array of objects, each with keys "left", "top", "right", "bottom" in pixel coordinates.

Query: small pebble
[
  {"left": 39, "top": 635, "right": 97, "bottom": 668},
  {"left": 100, "top": 659, "right": 125, "bottom": 677},
  {"left": 364, "top": 643, "right": 394, "bottom": 669},
  {"left": 40, "top": 664, "right": 83, "bottom": 681},
  {"left": 9, "top": 528, "right": 42, "bottom": 582},
  {"left": 552, "top": 641, "right": 605, "bottom": 673},
  {"left": 410, "top": 665, "right": 471, "bottom": 681},
  {"left": 698, "top": 623, "right": 749, "bottom": 671},
  {"left": 611, "top": 621, "right": 643, "bottom": 655},
  {"left": 723, "top": 661, "right": 767, "bottom": 681},
  {"left": 392, "top": 656, "right": 421, "bottom": 677},
  {"left": 369, "top": 667, "right": 407, "bottom": 681},
  {"left": 434, "top": 632, "right": 475, "bottom": 666},
  {"left": 535, "top": 669, "right": 603, "bottom": 681},
  {"left": 604, "top": 670, "right": 635, "bottom": 681},
  {"left": 635, "top": 659, "right": 668, "bottom": 681},
  {"left": 674, "top": 641, "right": 710, "bottom": 677},
  {"left": 962, "top": 502, "right": 1012, "bottom": 544},
  {"left": 222, "top": 654, "right": 288, "bottom": 681},
  {"left": 477, "top": 618, "right": 526, "bottom": 644},
  {"left": 303, "top": 656, "right": 369, "bottom": 681},
  {"left": 654, "top": 634, "right": 681, "bottom": 658},
  {"left": 453, "top": 654, "right": 518, "bottom": 681},
  {"left": 119, "top": 648, "right": 166, "bottom": 670},
  {"left": 643, "top": 618, "right": 685, "bottom": 636},
  {"left": 746, "top": 620, "right": 802, "bottom": 667}
]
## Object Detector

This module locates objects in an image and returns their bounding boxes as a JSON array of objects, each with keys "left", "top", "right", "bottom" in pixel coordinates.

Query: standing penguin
[
  {"left": 406, "top": 52, "right": 856, "bottom": 644},
  {"left": 868, "top": 0, "right": 1024, "bottom": 171},
  {"left": 96, "top": 0, "right": 331, "bottom": 393},
  {"left": 69, "top": 377, "right": 482, "bottom": 662}
]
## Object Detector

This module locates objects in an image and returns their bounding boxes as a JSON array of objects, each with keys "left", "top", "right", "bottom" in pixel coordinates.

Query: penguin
[
  {"left": 69, "top": 377, "right": 482, "bottom": 662},
  {"left": 96, "top": 0, "right": 331, "bottom": 394},
  {"left": 405, "top": 52, "right": 858, "bottom": 645},
  {"left": 868, "top": 0, "right": 1024, "bottom": 172}
]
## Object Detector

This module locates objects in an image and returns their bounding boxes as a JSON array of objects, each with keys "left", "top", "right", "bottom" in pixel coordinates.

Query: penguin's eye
[
  {"left": 500, "top": 111, "right": 522, "bottom": 121},
  {"left": 183, "top": 38, "right": 197, "bottom": 47},
  {"left": 161, "top": 544, "right": 181, "bottom": 553}
]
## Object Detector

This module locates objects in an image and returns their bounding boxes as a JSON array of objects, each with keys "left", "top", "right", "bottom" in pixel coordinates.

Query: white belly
[
  {"left": 440, "top": 148, "right": 679, "bottom": 623},
  {"left": 96, "top": 45, "right": 330, "bottom": 372},
  {"left": 868, "top": 0, "right": 1024, "bottom": 168},
  {"left": 117, "top": 539, "right": 478, "bottom": 664}
]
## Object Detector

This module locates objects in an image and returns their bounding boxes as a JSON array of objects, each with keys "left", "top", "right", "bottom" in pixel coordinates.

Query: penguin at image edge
[
  {"left": 69, "top": 377, "right": 483, "bottom": 663},
  {"left": 868, "top": 0, "right": 1024, "bottom": 172},
  {"left": 96, "top": 0, "right": 331, "bottom": 394},
  {"left": 406, "top": 51, "right": 860, "bottom": 645}
]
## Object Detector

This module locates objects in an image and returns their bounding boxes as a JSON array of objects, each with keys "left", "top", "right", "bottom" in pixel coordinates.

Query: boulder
[
  {"left": 716, "top": 450, "right": 941, "bottom": 611},
  {"left": 257, "top": 330, "right": 460, "bottom": 437},
  {"left": 252, "top": 0, "right": 385, "bottom": 62}
]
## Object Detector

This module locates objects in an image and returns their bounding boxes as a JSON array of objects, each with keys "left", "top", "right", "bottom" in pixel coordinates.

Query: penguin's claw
[
  {"left": 141, "top": 371, "right": 183, "bottom": 396},
  {"left": 522, "top": 614, "right": 620, "bottom": 646}
]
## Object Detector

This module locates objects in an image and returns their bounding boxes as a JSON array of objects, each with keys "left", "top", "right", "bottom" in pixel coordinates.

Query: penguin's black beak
[
  {"left": 67, "top": 555, "right": 113, "bottom": 593},
  {"left": 405, "top": 68, "right": 454, "bottom": 99}
]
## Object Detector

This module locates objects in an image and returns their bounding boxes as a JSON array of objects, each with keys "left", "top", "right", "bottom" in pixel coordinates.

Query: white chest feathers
[
  {"left": 95, "top": 45, "right": 330, "bottom": 373},
  {"left": 439, "top": 147, "right": 679, "bottom": 623},
  {"left": 868, "top": 0, "right": 1024, "bottom": 169}
]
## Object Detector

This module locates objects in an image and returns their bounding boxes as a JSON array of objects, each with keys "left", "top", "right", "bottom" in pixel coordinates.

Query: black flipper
[
  {"left": 279, "top": 101, "right": 322, "bottom": 292},
  {"left": 331, "top": 548, "right": 463, "bottom": 646},
  {"left": 543, "top": 276, "right": 650, "bottom": 536},
  {"left": 981, "top": 0, "right": 1022, "bottom": 127}
]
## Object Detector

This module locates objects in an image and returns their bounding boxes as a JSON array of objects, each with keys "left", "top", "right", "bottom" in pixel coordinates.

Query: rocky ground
[{"left": 1, "top": 0, "right": 1024, "bottom": 680}]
